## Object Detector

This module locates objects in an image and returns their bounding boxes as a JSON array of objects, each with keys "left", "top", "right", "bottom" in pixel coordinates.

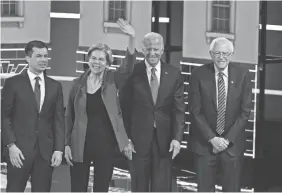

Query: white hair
[
  {"left": 141, "top": 32, "right": 164, "bottom": 49},
  {"left": 209, "top": 37, "right": 234, "bottom": 53}
]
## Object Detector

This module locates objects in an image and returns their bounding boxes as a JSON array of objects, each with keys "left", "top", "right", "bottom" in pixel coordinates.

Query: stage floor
[{"left": 0, "top": 162, "right": 259, "bottom": 192}]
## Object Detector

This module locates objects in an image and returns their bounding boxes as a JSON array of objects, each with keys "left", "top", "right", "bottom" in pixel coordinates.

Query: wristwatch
[{"left": 7, "top": 143, "right": 14, "bottom": 149}]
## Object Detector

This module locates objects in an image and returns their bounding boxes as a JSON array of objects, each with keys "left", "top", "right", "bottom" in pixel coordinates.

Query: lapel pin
[{"left": 165, "top": 72, "right": 168, "bottom": 74}]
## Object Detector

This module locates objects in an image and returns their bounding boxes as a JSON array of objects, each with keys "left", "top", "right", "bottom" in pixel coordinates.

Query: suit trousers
[
  {"left": 130, "top": 130, "right": 172, "bottom": 192},
  {"left": 6, "top": 141, "right": 53, "bottom": 192},
  {"left": 195, "top": 151, "right": 244, "bottom": 192},
  {"left": 70, "top": 151, "right": 114, "bottom": 192}
]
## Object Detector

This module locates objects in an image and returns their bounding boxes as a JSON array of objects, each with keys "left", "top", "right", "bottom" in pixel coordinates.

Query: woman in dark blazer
[{"left": 64, "top": 19, "right": 135, "bottom": 192}]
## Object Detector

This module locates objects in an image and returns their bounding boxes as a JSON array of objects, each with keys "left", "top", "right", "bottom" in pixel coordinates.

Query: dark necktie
[
  {"left": 150, "top": 67, "right": 158, "bottom": 104},
  {"left": 216, "top": 72, "right": 226, "bottom": 135},
  {"left": 34, "top": 76, "right": 41, "bottom": 112}
]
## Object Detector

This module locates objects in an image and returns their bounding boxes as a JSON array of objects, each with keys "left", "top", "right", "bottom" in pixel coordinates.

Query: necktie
[
  {"left": 216, "top": 72, "right": 226, "bottom": 135},
  {"left": 34, "top": 76, "right": 41, "bottom": 112},
  {"left": 150, "top": 67, "right": 158, "bottom": 104}
]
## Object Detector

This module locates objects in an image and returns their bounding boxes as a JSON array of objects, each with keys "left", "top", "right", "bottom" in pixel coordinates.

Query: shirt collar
[
  {"left": 214, "top": 64, "right": 228, "bottom": 78},
  {"left": 145, "top": 60, "right": 161, "bottom": 73},
  {"left": 27, "top": 69, "right": 44, "bottom": 82}
]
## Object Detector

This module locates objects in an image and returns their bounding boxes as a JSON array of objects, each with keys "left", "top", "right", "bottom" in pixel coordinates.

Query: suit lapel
[
  {"left": 155, "top": 62, "right": 169, "bottom": 106},
  {"left": 80, "top": 81, "right": 87, "bottom": 110},
  {"left": 226, "top": 64, "right": 236, "bottom": 115},
  {"left": 22, "top": 71, "right": 39, "bottom": 113},
  {"left": 101, "top": 69, "right": 108, "bottom": 92},
  {"left": 139, "top": 62, "right": 154, "bottom": 105},
  {"left": 79, "top": 71, "right": 88, "bottom": 111},
  {"left": 206, "top": 64, "right": 217, "bottom": 110},
  {"left": 40, "top": 75, "right": 49, "bottom": 114}
]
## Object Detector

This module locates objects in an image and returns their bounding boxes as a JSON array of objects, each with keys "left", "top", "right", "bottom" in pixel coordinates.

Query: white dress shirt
[
  {"left": 27, "top": 69, "right": 45, "bottom": 112},
  {"left": 214, "top": 64, "right": 228, "bottom": 107},
  {"left": 145, "top": 60, "right": 161, "bottom": 128},
  {"left": 145, "top": 60, "right": 161, "bottom": 87}
]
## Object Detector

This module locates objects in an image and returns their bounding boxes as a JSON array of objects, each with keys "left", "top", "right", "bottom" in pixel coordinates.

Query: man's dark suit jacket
[
  {"left": 121, "top": 61, "right": 185, "bottom": 156},
  {"left": 189, "top": 63, "right": 252, "bottom": 156},
  {"left": 1, "top": 70, "right": 65, "bottom": 161}
]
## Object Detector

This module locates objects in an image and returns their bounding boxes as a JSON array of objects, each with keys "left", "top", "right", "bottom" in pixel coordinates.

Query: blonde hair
[{"left": 87, "top": 43, "right": 113, "bottom": 65}]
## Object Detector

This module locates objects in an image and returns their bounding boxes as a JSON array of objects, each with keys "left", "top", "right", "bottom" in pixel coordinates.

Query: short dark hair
[{"left": 25, "top": 40, "right": 48, "bottom": 57}]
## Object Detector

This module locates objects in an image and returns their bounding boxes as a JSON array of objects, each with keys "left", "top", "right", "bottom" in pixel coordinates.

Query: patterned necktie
[
  {"left": 216, "top": 72, "right": 226, "bottom": 135},
  {"left": 34, "top": 76, "right": 41, "bottom": 112},
  {"left": 150, "top": 67, "right": 158, "bottom": 104}
]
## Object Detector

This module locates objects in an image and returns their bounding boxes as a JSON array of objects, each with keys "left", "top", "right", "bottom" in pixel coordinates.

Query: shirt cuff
[
  {"left": 54, "top": 151, "right": 63, "bottom": 154},
  {"left": 7, "top": 143, "right": 15, "bottom": 148}
]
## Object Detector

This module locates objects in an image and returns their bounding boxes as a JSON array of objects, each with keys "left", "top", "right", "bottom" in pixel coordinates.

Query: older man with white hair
[
  {"left": 189, "top": 37, "right": 252, "bottom": 192},
  {"left": 121, "top": 32, "right": 185, "bottom": 191}
]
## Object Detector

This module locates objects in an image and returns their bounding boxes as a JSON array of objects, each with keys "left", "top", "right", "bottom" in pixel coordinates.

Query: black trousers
[
  {"left": 195, "top": 151, "right": 244, "bottom": 192},
  {"left": 70, "top": 151, "right": 114, "bottom": 192},
  {"left": 130, "top": 131, "right": 172, "bottom": 192},
  {"left": 6, "top": 143, "right": 53, "bottom": 192}
]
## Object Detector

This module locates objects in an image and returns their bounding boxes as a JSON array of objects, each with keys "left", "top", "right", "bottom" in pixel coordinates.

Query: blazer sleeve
[
  {"left": 172, "top": 70, "right": 185, "bottom": 142},
  {"left": 65, "top": 80, "right": 77, "bottom": 146},
  {"left": 119, "top": 71, "right": 134, "bottom": 139},
  {"left": 225, "top": 70, "right": 252, "bottom": 144},
  {"left": 189, "top": 70, "right": 216, "bottom": 141},
  {"left": 1, "top": 78, "right": 17, "bottom": 146},
  {"left": 54, "top": 82, "right": 65, "bottom": 152},
  {"left": 114, "top": 49, "right": 136, "bottom": 90}
]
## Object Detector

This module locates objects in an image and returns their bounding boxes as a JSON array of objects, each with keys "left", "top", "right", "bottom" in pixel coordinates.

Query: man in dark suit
[
  {"left": 1, "top": 40, "right": 65, "bottom": 192},
  {"left": 189, "top": 37, "right": 252, "bottom": 192},
  {"left": 121, "top": 32, "right": 185, "bottom": 191}
]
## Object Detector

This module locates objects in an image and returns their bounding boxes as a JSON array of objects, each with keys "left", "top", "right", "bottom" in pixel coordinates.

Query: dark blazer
[
  {"left": 121, "top": 61, "right": 185, "bottom": 156},
  {"left": 65, "top": 51, "right": 135, "bottom": 162},
  {"left": 1, "top": 70, "right": 65, "bottom": 160},
  {"left": 189, "top": 63, "right": 252, "bottom": 156}
]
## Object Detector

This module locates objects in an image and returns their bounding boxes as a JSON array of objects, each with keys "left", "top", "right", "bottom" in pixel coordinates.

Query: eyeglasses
[{"left": 212, "top": 52, "right": 232, "bottom": 57}]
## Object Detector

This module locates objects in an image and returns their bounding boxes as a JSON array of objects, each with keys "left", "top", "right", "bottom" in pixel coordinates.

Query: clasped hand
[{"left": 210, "top": 137, "right": 229, "bottom": 154}]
